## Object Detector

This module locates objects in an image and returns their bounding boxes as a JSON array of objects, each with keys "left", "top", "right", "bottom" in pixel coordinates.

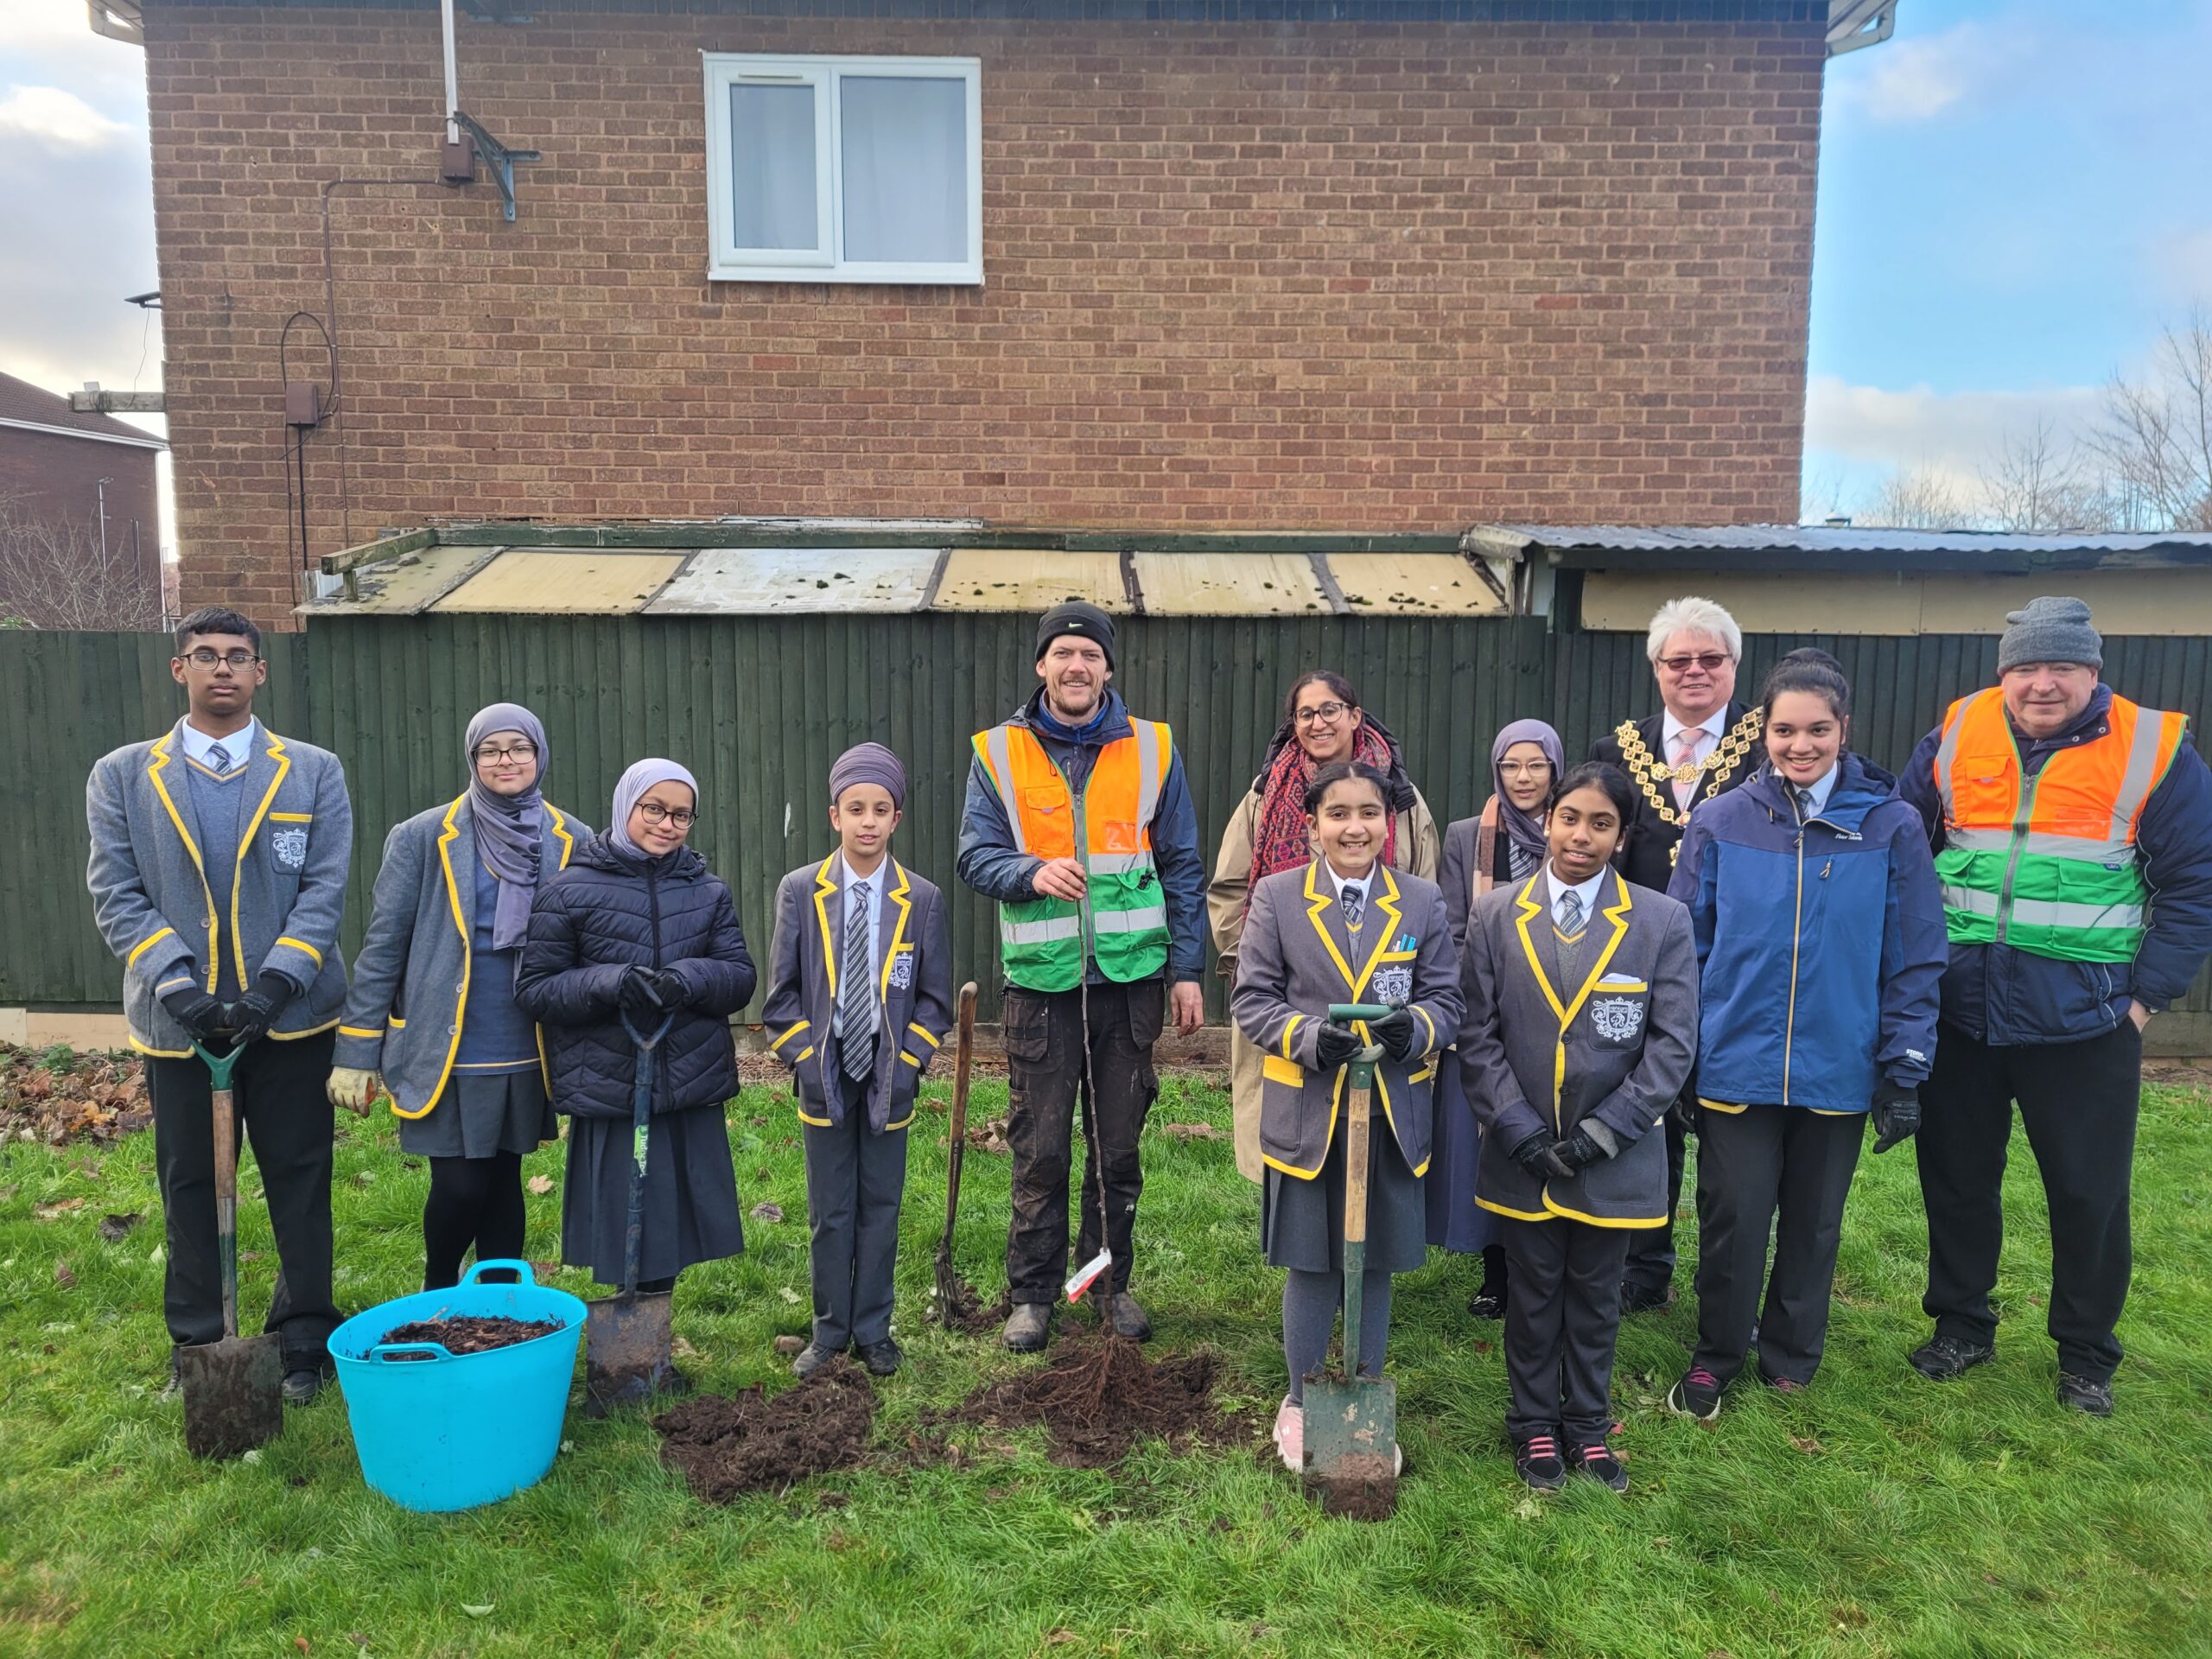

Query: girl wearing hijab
[
  {"left": 1429, "top": 719, "right": 1567, "bottom": 1316},
  {"left": 330, "top": 704, "right": 589, "bottom": 1289},
  {"left": 1210, "top": 671, "right": 1440, "bottom": 1183},
  {"left": 516, "top": 759, "right": 755, "bottom": 1325}
]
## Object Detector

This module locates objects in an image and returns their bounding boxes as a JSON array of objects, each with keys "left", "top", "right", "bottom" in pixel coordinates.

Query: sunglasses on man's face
[{"left": 1658, "top": 652, "right": 1731, "bottom": 674}]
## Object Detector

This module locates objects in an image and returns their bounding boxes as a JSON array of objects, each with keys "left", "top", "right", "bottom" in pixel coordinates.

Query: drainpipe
[{"left": 441, "top": 0, "right": 460, "bottom": 145}]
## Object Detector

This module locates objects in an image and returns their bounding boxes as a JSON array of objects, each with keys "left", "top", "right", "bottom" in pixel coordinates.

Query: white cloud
[
  {"left": 0, "top": 84, "right": 130, "bottom": 149},
  {"left": 2150, "top": 226, "right": 2212, "bottom": 305},
  {"left": 1829, "top": 21, "right": 1986, "bottom": 124},
  {"left": 1803, "top": 374, "right": 2106, "bottom": 502}
]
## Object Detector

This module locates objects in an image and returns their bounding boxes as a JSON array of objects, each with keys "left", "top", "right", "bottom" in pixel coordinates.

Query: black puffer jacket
[{"left": 515, "top": 836, "right": 755, "bottom": 1121}]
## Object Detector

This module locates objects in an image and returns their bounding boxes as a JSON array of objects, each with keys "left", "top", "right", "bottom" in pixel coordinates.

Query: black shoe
[
  {"left": 1003, "top": 1302, "right": 1052, "bottom": 1352},
  {"left": 1514, "top": 1433, "right": 1567, "bottom": 1492},
  {"left": 858, "top": 1338, "right": 903, "bottom": 1377},
  {"left": 281, "top": 1364, "right": 331, "bottom": 1406},
  {"left": 1621, "top": 1282, "right": 1675, "bottom": 1315},
  {"left": 2056, "top": 1370, "right": 2113, "bottom": 1417},
  {"left": 1103, "top": 1291, "right": 1152, "bottom": 1342},
  {"left": 1667, "top": 1366, "right": 1723, "bottom": 1423},
  {"left": 791, "top": 1342, "right": 840, "bottom": 1379},
  {"left": 1908, "top": 1333, "right": 1994, "bottom": 1381},
  {"left": 1467, "top": 1286, "right": 1507, "bottom": 1320},
  {"left": 1571, "top": 1438, "right": 1630, "bottom": 1493}
]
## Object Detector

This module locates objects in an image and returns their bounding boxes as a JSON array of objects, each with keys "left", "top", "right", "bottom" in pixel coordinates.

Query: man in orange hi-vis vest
[
  {"left": 1897, "top": 597, "right": 2212, "bottom": 1418},
  {"left": 957, "top": 602, "right": 1207, "bottom": 1354}
]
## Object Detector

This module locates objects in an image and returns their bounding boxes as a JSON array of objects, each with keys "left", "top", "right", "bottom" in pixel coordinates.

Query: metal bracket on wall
[{"left": 450, "top": 111, "right": 540, "bottom": 223}]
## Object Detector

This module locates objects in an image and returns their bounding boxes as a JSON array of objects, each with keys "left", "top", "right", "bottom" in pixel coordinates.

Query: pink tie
[{"left": 1671, "top": 728, "right": 1704, "bottom": 813}]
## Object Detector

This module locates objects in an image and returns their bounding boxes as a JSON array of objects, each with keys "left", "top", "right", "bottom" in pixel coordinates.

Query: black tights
[{"left": 422, "top": 1151, "right": 527, "bottom": 1290}]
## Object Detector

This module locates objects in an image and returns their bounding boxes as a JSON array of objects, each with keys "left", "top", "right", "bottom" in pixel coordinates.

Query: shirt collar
[
  {"left": 179, "top": 715, "right": 259, "bottom": 768},
  {"left": 838, "top": 855, "right": 888, "bottom": 896},
  {"left": 1662, "top": 707, "right": 1719, "bottom": 748},
  {"left": 1325, "top": 861, "right": 1371, "bottom": 900},
  {"left": 1794, "top": 764, "right": 1840, "bottom": 816},
  {"left": 1544, "top": 863, "right": 1607, "bottom": 916}
]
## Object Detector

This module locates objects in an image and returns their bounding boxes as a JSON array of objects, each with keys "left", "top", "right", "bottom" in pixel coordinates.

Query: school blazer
[
  {"left": 1230, "top": 861, "right": 1463, "bottom": 1181},
  {"left": 1456, "top": 870, "right": 1698, "bottom": 1228},
  {"left": 333, "top": 795, "right": 587, "bottom": 1118},
  {"left": 86, "top": 719, "right": 353, "bottom": 1058},
  {"left": 761, "top": 856, "right": 956, "bottom": 1134}
]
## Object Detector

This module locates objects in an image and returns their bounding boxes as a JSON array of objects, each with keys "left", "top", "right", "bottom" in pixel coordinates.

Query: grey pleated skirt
[
  {"left": 397, "top": 1069, "right": 558, "bottom": 1160},
  {"left": 562, "top": 1104, "right": 744, "bottom": 1285},
  {"left": 1262, "top": 1116, "right": 1427, "bottom": 1275}
]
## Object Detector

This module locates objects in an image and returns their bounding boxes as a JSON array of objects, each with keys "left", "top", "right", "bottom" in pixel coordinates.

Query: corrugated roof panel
[
  {"left": 646, "top": 547, "right": 940, "bottom": 614},
  {"left": 1327, "top": 553, "right": 1504, "bottom": 615},
  {"left": 1131, "top": 552, "right": 1328, "bottom": 615},
  {"left": 432, "top": 550, "right": 686, "bottom": 613},
  {"left": 931, "top": 550, "right": 1131, "bottom": 612},
  {"left": 312, "top": 543, "right": 505, "bottom": 615}
]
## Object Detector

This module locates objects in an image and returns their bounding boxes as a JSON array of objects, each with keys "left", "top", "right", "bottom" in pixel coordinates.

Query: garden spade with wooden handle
[{"left": 933, "top": 982, "right": 980, "bottom": 1318}]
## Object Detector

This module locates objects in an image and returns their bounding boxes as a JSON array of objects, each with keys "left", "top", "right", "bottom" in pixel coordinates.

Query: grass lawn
[{"left": 3, "top": 1067, "right": 2209, "bottom": 1658}]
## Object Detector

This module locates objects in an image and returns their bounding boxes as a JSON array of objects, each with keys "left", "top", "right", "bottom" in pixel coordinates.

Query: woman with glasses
[
  {"left": 517, "top": 758, "right": 755, "bottom": 1380},
  {"left": 1210, "top": 671, "right": 1439, "bottom": 1183},
  {"left": 330, "top": 704, "right": 588, "bottom": 1289},
  {"left": 1429, "top": 718, "right": 1568, "bottom": 1317}
]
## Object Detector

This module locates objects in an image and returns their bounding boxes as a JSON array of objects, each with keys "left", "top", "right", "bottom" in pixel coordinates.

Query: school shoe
[
  {"left": 2056, "top": 1371, "right": 2113, "bottom": 1417},
  {"left": 858, "top": 1338, "right": 903, "bottom": 1378},
  {"left": 1103, "top": 1291, "right": 1153, "bottom": 1342},
  {"left": 1621, "top": 1282, "right": 1675, "bottom": 1316},
  {"left": 791, "top": 1342, "right": 841, "bottom": 1379},
  {"left": 1514, "top": 1433, "right": 1567, "bottom": 1492},
  {"left": 158, "top": 1346, "right": 185, "bottom": 1402},
  {"left": 1003, "top": 1302, "right": 1052, "bottom": 1353},
  {"left": 1466, "top": 1285, "right": 1507, "bottom": 1320},
  {"left": 1272, "top": 1397, "right": 1304, "bottom": 1471},
  {"left": 1571, "top": 1439, "right": 1630, "bottom": 1493},
  {"left": 1666, "top": 1366, "right": 1723, "bottom": 1423},
  {"left": 1764, "top": 1376, "right": 1807, "bottom": 1395},
  {"left": 281, "top": 1360, "right": 334, "bottom": 1406},
  {"left": 1908, "top": 1333, "right": 1995, "bottom": 1382}
]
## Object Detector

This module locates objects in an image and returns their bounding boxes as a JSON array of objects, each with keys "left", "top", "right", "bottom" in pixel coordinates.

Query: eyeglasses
[
  {"left": 474, "top": 741, "right": 539, "bottom": 765},
  {"left": 1497, "top": 760, "right": 1553, "bottom": 779},
  {"left": 635, "top": 802, "right": 697, "bottom": 828},
  {"left": 1294, "top": 701, "right": 1352, "bottom": 726},
  {"left": 1657, "top": 652, "right": 1731, "bottom": 674},
  {"left": 183, "top": 649, "right": 259, "bottom": 670}
]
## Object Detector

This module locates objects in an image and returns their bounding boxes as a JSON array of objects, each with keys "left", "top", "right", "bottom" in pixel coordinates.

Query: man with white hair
[{"left": 1589, "top": 594, "right": 1763, "bottom": 1311}]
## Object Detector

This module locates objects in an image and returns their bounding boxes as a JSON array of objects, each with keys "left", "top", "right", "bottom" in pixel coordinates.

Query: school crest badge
[
  {"left": 271, "top": 827, "right": 309, "bottom": 872},
  {"left": 1370, "top": 963, "right": 1413, "bottom": 1005},
  {"left": 1588, "top": 995, "right": 1644, "bottom": 1045},
  {"left": 888, "top": 951, "right": 914, "bottom": 991}
]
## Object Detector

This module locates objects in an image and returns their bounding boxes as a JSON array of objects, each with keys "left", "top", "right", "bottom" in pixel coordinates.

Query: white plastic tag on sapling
[{"left": 1065, "top": 1248, "right": 1112, "bottom": 1302}]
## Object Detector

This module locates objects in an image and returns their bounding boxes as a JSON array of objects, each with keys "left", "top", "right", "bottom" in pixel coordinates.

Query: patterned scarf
[{"left": 1249, "top": 719, "right": 1400, "bottom": 896}]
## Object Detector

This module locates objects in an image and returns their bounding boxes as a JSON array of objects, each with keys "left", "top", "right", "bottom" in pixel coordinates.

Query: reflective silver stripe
[
  {"left": 1085, "top": 851, "right": 1158, "bottom": 874},
  {"left": 1132, "top": 718, "right": 1167, "bottom": 828},
  {"left": 2109, "top": 705, "right": 2173, "bottom": 842},
  {"left": 1091, "top": 905, "right": 1168, "bottom": 934},
  {"left": 1931, "top": 693, "right": 1980, "bottom": 819},
  {"left": 1001, "top": 916, "right": 1083, "bottom": 945},
  {"left": 1942, "top": 885, "right": 2144, "bottom": 931},
  {"left": 980, "top": 726, "right": 1027, "bottom": 855},
  {"left": 1947, "top": 827, "right": 2138, "bottom": 863}
]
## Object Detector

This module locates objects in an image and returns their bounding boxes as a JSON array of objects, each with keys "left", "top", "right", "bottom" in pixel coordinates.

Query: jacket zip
[
  {"left": 646, "top": 861, "right": 664, "bottom": 1098},
  {"left": 1045, "top": 747, "right": 1096, "bottom": 966},
  {"left": 1783, "top": 817, "right": 1804, "bottom": 1105},
  {"left": 1994, "top": 726, "right": 2041, "bottom": 947}
]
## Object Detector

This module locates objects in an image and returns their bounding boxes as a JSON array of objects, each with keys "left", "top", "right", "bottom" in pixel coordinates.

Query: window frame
[{"left": 702, "top": 52, "right": 984, "bottom": 286}]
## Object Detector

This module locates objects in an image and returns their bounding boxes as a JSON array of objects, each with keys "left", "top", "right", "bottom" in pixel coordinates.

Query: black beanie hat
[{"left": 1035, "top": 601, "right": 1116, "bottom": 670}]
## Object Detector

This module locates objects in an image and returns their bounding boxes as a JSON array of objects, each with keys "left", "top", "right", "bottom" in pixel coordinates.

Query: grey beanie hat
[{"left": 1999, "top": 595, "right": 2102, "bottom": 672}]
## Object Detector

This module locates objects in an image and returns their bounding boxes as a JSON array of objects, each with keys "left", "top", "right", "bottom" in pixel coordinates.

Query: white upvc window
[{"left": 702, "top": 53, "right": 983, "bottom": 285}]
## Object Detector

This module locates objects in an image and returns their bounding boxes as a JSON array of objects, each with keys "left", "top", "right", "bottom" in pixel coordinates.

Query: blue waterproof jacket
[{"left": 1669, "top": 755, "right": 1946, "bottom": 1112}]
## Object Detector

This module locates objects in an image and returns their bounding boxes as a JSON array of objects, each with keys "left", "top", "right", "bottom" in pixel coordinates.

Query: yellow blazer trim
[
  {"left": 276, "top": 935, "right": 323, "bottom": 968},
  {"left": 798, "top": 1105, "right": 834, "bottom": 1127},
  {"left": 1408, "top": 1061, "right": 1435, "bottom": 1084},
  {"left": 884, "top": 1110, "right": 915, "bottom": 1131},
  {"left": 1262, "top": 1053, "right": 1306, "bottom": 1087},
  {"left": 547, "top": 804, "right": 575, "bottom": 870},
  {"left": 1300, "top": 861, "right": 1404, "bottom": 998},
  {"left": 1412, "top": 1004, "right": 1438, "bottom": 1057},
  {"left": 1376, "top": 948, "right": 1415, "bottom": 962},
  {"left": 1541, "top": 1195, "right": 1667, "bottom": 1230},
  {"left": 145, "top": 733, "right": 218, "bottom": 993},
  {"left": 810, "top": 856, "right": 841, "bottom": 995},
  {"left": 232, "top": 733, "right": 293, "bottom": 991},
  {"left": 796, "top": 1045, "right": 817, "bottom": 1063},
  {"left": 338, "top": 1024, "right": 382, "bottom": 1039},
  {"left": 268, "top": 1017, "right": 339, "bottom": 1041},
  {"left": 127, "top": 926, "right": 176, "bottom": 969},
  {"left": 1511, "top": 871, "right": 1635, "bottom": 1132},
  {"left": 813, "top": 856, "right": 913, "bottom": 1006},
  {"left": 427, "top": 796, "right": 472, "bottom": 1113},
  {"left": 388, "top": 1015, "right": 406, "bottom": 1029},
  {"left": 771, "top": 1020, "right": 810, "bottom": 1053},
  {"left": 1596, "top": 979, "right": 1648, "bottom": 994},
  {"left": 900, "top": 1051, "right": 922, "bottom": 1069},
  {"left": 270, "top": 811, "right": 313, "bottom": 823},
  {"left": 1279, "top": 1015, "right": 1302, "bottom": 1061},
  {"left": 877, "top": 863, "right": 913, "bottom": 1001},
  {"left": 1259, "top": 1064, "right": 1349, "bottom": 1180},
  {"left": 1475, "top": 1195, "right": 1554, "bottom": 1224},
  {"left": 1699, "top": 1097, "right": 1750, "bottom": 1116},
  {"left": 128, "top": 1032, "right": 194, "bottom": 1060},
  {"left": 907, "top": 1022, "right": 941, "bottom": 1049}
]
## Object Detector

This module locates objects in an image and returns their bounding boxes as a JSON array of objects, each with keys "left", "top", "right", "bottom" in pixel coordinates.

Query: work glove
[
  {"left": 1313, "top": 1022, "right": 1363, "bottom": 1071},
  {"left": 1870, "top": 1082, "right": 1920, "bottom": 1155},
  {"left": 653, "top": 968, "right": 693, "bottom": 1012},
  {"left": 619, "top": 965, "right": 666, "bottom": 1017},
  {"left": 1368, "top": 1005, "right": 1421, "bottom": 1064},
  {"left": 1669, "top": 1092, "right": 1703, "bottom": 1137},
  {"left": 1511, "top": 1128, "right": 1576, "bottom": 1182},
  {"left": 327, "top": 1066, "right": 382, "bottom": 1117},
  {"left": 1550, "top": 1128, "right": 1608, "bottom": 1173},
  {"left": 224, "top": 972, "right": 294, "bottom": 1045},
  {"left": 162, "top": 987, "right": 228, "bottom": 1046}
]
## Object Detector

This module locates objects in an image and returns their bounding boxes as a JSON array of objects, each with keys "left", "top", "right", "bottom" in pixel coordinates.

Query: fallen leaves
[
  {"left": 0, "top": 1047, "right": 151, "bottom": 1145},
  {"left": 53, "top": 1259, "right": 75, "bottom": 1289},
  {"left": 1789, "top": 1435, "right": 1825, "bottom": 1456},
  {"left": 965, "top": 1117, "right": 1011, "bottom": 1155},
  {"left": 99, "top": 1211, "right": 143, "bottom": 1243},
  {"left": 1159, "top": 1122, "right": 1224, "bottom": 1141},
  {"left": 749, "top": 1200, "right": 785, "bottom": 1223},
  {"left": 34, "top": 1198, "right": 86, "bottom": 1221},
  {"left": 525, "top": 1175, "right": 555, "bottom": 1196}
]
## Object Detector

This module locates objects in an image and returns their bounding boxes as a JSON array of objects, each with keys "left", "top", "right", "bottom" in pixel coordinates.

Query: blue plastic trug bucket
[{"left": 329, "top": 1259, "right": 588, "bottom": 1513}]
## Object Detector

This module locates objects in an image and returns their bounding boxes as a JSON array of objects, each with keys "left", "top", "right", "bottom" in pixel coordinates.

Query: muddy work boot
[
  {"left": 1002, "top": 1301, "right": 1052, "bottom": 1353},
  {"left": 791, "top": 1342, "right": 841, "bottom": 1379},
  {"left": 1103, "top": 1291, "right": 1153, "bottom": 1342}
]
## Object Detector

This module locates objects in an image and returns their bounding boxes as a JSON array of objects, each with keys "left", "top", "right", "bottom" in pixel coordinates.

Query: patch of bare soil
[
  {"left": 931, "top": 1332, "right": 1247, "bottom": 1468},
  {"left": 654, "top": 1361, "right": 879, "bottom": 1503}
]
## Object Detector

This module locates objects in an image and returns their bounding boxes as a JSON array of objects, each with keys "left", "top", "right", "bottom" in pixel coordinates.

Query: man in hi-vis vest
[
  {"left": 1898, "top": 597, "right": 2212, "bottom": 1417},
  {"left": 958, "top": 602, "right": 1206, "bottom": 1352}
]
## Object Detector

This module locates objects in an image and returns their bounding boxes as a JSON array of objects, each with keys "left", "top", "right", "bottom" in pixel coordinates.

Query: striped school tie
[
  {"left": 1340, "top": 886, "right": 1363, "bottom": 931},
  {"left": 209, "top": 744, "right": 234, "bottom": 778},
  {"left": 1556, "top": 887, "right": 1585, "bottom": 936},
  {"left": 839, "top": 881, "right": 876, "bottom": 1083}
]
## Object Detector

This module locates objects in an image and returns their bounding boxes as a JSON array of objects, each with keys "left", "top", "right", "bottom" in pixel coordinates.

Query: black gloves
[
  {"left": 1313, "top": 1023, "right": 1363, "bottom": 1070},
  {"left": 1368, "top": 1006, "right": 1420, "bottom": 1064},
  {"left": 1511, "top": 1129, "right": 1575, "bottom": 1182},
  {"left": 653, "top": 968, "right": 692, "bottom": 1011},
  {"left": 1871, "top": 1082, "right": 1920, "bottom": 1155},
  {"left": 618, "top": 965, "right": 665, "bottom": 1017},
  {"left": 162, "top": 987, "right": 228, "bottom": 1046},
  {"left": 1551, "top": 1128, "right": 1607, "bottom": 1173},
  {"left": 223, "top": 973, "right": 294, "bottom": 1045}
]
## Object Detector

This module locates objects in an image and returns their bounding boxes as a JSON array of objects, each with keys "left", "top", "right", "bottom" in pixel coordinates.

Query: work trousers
[
  {"left": 1500, "top": 1216, "right": 1632, "bottom": 1445},
  {"left": 803, "top": 1109, "right": 909, "bottom": 1350}
]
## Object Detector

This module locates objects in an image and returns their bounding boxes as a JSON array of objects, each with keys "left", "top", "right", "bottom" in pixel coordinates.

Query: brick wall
[
  {"left": 145, "top": 3, "right": 1826, "bottom": 624},
  {"left": 0, "top": 427, "right": 162, "bottom": 626}
]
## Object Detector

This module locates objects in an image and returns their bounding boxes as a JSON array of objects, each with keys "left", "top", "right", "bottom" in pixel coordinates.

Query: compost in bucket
[
  {"left": 379, "top": 1314, "right": 565, "bottom": 1356},
  {"left": 934, "top": 1332, "right": 1245, "bottom": 1468},
  {"left": 653, "top": 1362, "right": 878, "bottom": 1503}
]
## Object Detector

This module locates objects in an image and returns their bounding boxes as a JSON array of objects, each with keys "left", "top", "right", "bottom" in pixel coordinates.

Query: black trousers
[
  {"left": 1001, "top": 979, "right": 1163, "bottom": 1304},
  {"left": 146, "top": 1031, "right": 340, "bottom": 1364},
  {"left": 1918, "top": 1020, "right": 2141, "bottom": 1382},
  {"left": 1621, "top": 1110, "right": 1689, "bottom": 1296},
  {"left": 1500, "top": 1217, "right": 1631, "bottom": 1444},
  {"left": 1692, "top": 1105, "right": 1865, "bottom": 1387},
  {"left": 803, "top": 1110, "right": 909, "bottom": 1349}
]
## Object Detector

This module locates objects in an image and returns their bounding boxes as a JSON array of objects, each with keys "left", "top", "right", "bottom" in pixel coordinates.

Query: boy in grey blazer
[
  {"left": 84, "top": 607, "right": 353, "bottom": 1402},
  {"left": 762, "top": 745, "right": 955, "bottom": 1379}
]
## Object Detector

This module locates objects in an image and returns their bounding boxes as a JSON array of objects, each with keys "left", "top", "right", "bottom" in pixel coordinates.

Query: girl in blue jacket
[{"left": 1665, "top": 651, "right": 1945, "bottom": 1419}]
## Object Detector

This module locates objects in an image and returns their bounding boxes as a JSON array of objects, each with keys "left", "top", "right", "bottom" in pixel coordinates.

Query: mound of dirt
[
  {"left": 934, "top": 1333, "right": 1246, "bottom": 1468},
  {"left": 654, "top": 1362, "right": 879, "bottom": 1503},
  {"left": 378, "top": 1314, "right": 565, "bottom": 1355}
]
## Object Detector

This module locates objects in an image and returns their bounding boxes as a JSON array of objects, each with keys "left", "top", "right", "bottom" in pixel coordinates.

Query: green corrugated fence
[{"left": 8, "top": 618, "right": 2209, "bottom": 1038}]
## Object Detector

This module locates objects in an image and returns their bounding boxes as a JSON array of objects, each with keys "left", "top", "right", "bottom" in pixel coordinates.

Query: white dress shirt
[
  {"left": 1324, "top": 862, "right": 1371, "bottom": 912},
  {"left": 181, "top": 715, "right": 259, "bottom": 773},
  {"left": 1790, "top": 763, "right": 1840, "bottom": 817},
  {"left": 839, "top": 855, "right": 887, "bottom": 968},
  {"left": 1544, "top": 866, "right": 1608, "bottom": 932}
]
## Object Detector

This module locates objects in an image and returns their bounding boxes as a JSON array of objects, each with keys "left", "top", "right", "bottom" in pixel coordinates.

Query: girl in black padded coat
[{"left": 517, "top": 758, "right": 755, "bottom": 1292}]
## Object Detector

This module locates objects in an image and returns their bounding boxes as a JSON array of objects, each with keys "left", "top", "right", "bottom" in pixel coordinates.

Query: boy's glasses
[
  {"left": 183, "top": 649, "right": 260, "bottom": 669},
  {"left": 636, "top": 802, "right": 697, "bottom": 828}
]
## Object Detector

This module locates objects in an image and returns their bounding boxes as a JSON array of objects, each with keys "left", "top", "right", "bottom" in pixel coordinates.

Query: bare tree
[
  {"left": 1979, "top": 415, "right": 2133, "bottom": 532},
  {"left": 2088, "top": 305, "right": 2212, "bottom": 532},
  {"left": 0, "top": 490, "right": 163, "bottom": 631},
  {"left": 1859, "top": 464, "right": 1975, "bottom": 531}
]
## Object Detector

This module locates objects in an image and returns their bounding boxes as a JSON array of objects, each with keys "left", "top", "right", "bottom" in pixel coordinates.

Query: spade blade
[
  {"left": 583, "top": 1288, "right": 673, "bottom": 1416},
  {"left": 178, "top": 1331, "right": 285, "bottom": 1461}
]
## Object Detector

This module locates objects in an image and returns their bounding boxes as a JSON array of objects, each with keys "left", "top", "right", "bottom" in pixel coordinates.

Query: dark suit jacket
[{"left": 1587, "top": 701, "right": 1763, "bottom": 893}]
